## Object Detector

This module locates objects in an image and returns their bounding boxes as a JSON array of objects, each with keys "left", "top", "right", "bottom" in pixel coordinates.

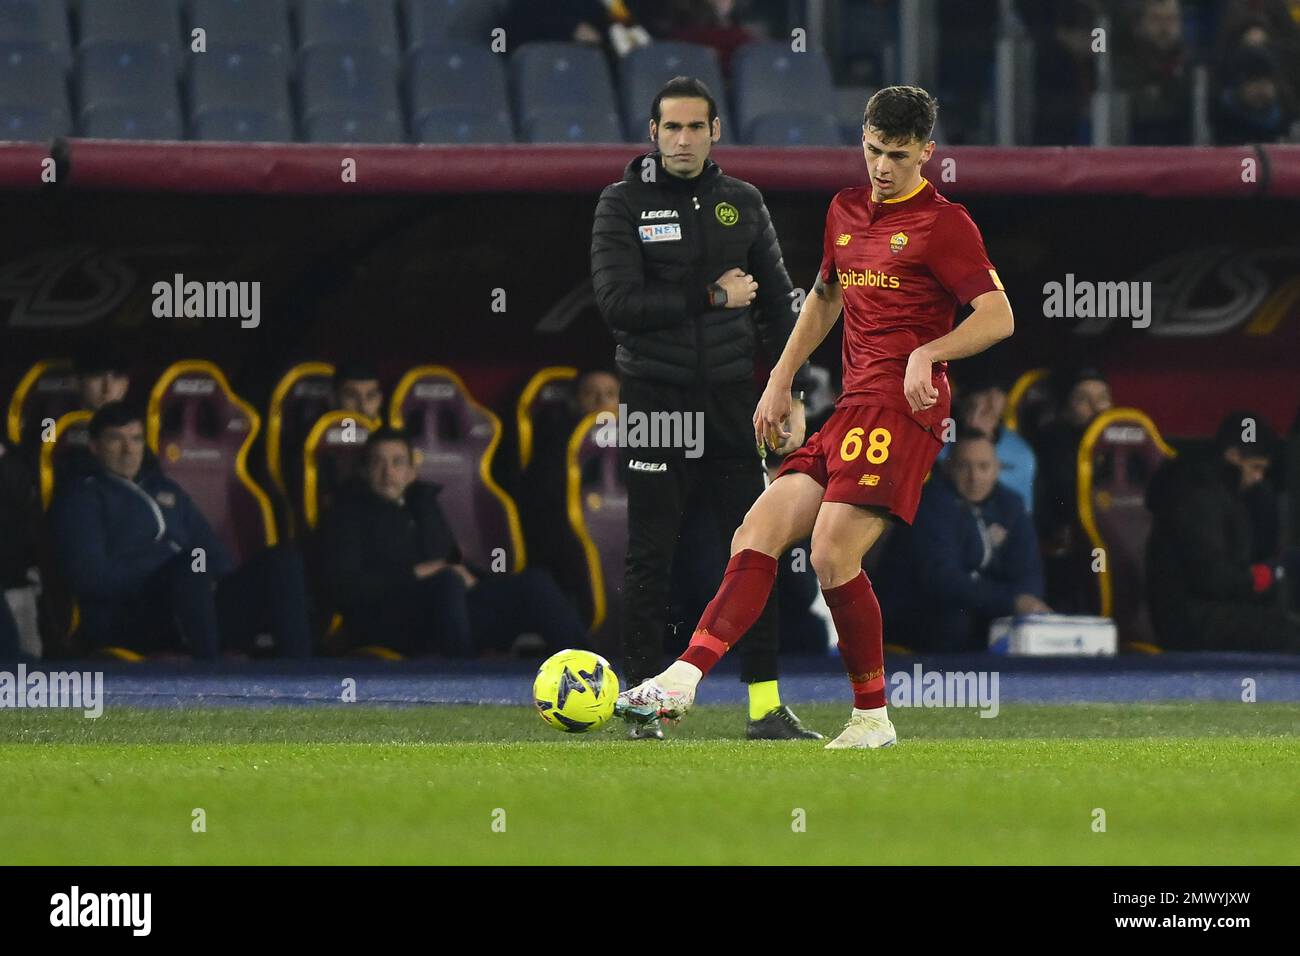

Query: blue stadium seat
[
  {"left": 732, "top": 41, "right": 836, "bottom": 143},
  {"left": 186, "top": 0, "right": 293, "bottom": 59},
  {"left": 78, "top": 0, "right": 184, "bottom": 62},
  {"left": 401, "top": 0, "right": 501, "bottom": 55},
  {"left": 407, "top": 44, "right": 511, "bottom": 142},
  {"left": 522, "top": 110, "right": 622, "bottom": 144},
  {"left": 0, "top": 49, "right": 71, "bottom": 140},
  {"left": 296, "top": 0, "right": 401, "bottom": 65},
  {"left": 0, "top": 0, "right": 72, "bottom": 67},
  {"left": 746, "top": 110, "right": 844, "bottom": 146},
  {"left": 189, "top": 47, "right": 292, "bottom": 141},
  {"left": 510, "top": 42, "right": 620, "bottom": 140},
  {"left": 299, "top": 46, "right": 403, "bottom": 141},
  {"left": 618, "top": 42, "right": 729, "bottom": 142},
  {"left": 77, "top": 44, "right": 182, "bottom": 139},
  {"left": 414, "top": 109, "right": 511, "bottom": 143}
]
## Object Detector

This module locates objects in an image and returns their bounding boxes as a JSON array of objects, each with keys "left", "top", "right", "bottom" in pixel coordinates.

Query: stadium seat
[
  {"left": 1004, "top": 367, "right": 1053, "bottom": 443},
  {"left": 515, "top": 366, "right": 577, "bottom": 472},
  {"left": 296, "top": 0, "right": 401, "bottom": 65},
  {"left": 1077, "top": 408, "right": 1176, "bottom": 650},
  {"left": 147, "top": 359, "right": 278, "bottom": 565},
  {"left": 745, "top": 110, "right": 844, "bottom": 146},
  {"left": 406, "top": 44, "right": 512, "bottom": 143},
  {"left": 186, "top": 0, "right": 293, "bottom": 60},
  {"left": 0, "top": 49, "right": 71, "bottom": 140},
  {"left": 266, "top": 361, "right": 337, "bottom": 508},
  {"left": 521, "top": 110, "right": 623, "bottom": 144},
  {"left": 731, "top": 41, "right": 836, "bottom": 144},
  {"left": 301, "top": 409, "right": 381, "bottom": 529},
  {"left": 401, "top": 0, "right": 501, "bottom": 55},
  {"left": 37, "top": 409, "right": 92, "bottom": 509},
  {"left": 0, "top": 0, "right": 72, "bottom": 67},
  {"left": 189, "top": 46, "right": 293, "bottom": 142},
  {"left": 510, "top": 42, "right": 621, "bottom": 141},
  {"left": 77, "top": 44, "right": 183, "bottom": 139},
  {"left": 389, "top": 365, "right": 525, "bottom": 571},
  {"left": 617, "top": 42, "right": 729, "bottom": 141},
  {"left": 298, "top": 46, "right": 404, "bottom": 142},
  {"left": 414, "top": 109, "right": 512, "bottom": 143},
  {"left": 78, "top": 0, "right": 184, "bottom": 63},
  {"left": 6, "top": 359, "right": 80, "bottom": 447},
  {"left": 566, "top": 413, "right": 626, "bottom": 656}
]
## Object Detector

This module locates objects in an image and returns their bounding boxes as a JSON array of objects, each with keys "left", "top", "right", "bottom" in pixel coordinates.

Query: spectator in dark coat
[
  {"left": 50, "top": 402, "right": 311, "bottom": 658},
  {"left": 1212, "top": 46, "right": 1297, "bottom": 143},
  {"left": 878, "top": 432, "right": 1049, "bottom": 652},
  {"left": 1146, "top": 411, "right": 1300, "bottom": 652},
  {"left": 1033, "top": 365, "right": 1113, "bottom": 611},
  {"left": 317, "top": 427, "right": 590, "bottom": 657},
  {"left": 1116, "top": 0, "right": 1194, "bottom": 144}
]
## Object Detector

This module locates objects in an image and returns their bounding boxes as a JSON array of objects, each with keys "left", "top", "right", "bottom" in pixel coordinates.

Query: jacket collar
[{"left": 623, "top": 151, "right": 722, "bottom": 191}]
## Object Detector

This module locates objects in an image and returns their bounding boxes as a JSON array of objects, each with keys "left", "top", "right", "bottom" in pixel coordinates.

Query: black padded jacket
[{"left": 590, "top": 151, "right": 812, "bottom": 393}]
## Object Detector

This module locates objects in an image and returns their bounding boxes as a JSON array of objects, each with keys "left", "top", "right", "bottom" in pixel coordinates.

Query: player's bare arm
[
  {"left": 753, "top": 273, "right": 843, "bottom": 452},
  {"left": 903, "top": 289, "right": 1013, "bottom": 412}
]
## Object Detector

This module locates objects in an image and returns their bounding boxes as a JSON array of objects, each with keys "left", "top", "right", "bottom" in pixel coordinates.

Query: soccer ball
[{"left": 533, "top": 649, "right": 620, "bottom": 733}]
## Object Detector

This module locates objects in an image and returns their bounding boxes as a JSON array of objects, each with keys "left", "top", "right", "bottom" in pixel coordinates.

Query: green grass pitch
[{"left": 3, "top": 703, "right": 1299, "bottom": 865}]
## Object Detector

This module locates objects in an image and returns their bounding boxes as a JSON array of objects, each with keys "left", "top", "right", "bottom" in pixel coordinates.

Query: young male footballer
[{"left": 615, "top": 86, "right": 1014, "bottom": 748}]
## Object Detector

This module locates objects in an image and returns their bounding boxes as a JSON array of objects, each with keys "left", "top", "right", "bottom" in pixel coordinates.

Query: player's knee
[{"left": 809, "top": 543, "right": 858, "bottom": 588}]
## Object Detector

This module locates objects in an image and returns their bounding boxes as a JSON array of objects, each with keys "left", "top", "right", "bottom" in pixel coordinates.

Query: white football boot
[
  {"left": 615, "top": 678, "right": 696, "bottom": 724},
  {"left": 824, "top": 709, "right": 897, "bottom": 749}
]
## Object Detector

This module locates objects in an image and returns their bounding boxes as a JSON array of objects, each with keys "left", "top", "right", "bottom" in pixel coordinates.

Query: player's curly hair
[{"left": 863, "top": 86, "right": 938, "bottom": 144}]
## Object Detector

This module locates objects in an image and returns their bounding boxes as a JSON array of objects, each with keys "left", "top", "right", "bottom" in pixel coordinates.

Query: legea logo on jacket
[{"left": 640, "top": 209, "right": 679, "bottom": 219}]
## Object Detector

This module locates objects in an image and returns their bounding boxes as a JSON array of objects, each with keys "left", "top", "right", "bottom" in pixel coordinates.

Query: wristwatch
[
  {"left": 707, "top": 282, "right": 728, "bottom": 308},
  {"left": 791, "top": 389, "right": 805, "bottom": 403}
]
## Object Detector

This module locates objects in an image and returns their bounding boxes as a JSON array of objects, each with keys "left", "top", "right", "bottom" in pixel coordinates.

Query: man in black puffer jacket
[
  {"left": 590, "top": 76, "right": 819, "bottom": 740},
  {"left": 1146, "top": 411, "right": 1300, "bottom": 652}
]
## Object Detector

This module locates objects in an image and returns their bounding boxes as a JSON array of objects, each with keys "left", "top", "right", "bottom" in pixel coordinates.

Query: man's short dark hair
[
  {"left": 75, "top": 346, "right": 130, "bottom": 378},
  {"left": 363, "top": 426, "right": 413, "bottom": 465},
  {"left": 651, "top": 76, "right": 718, "bottom": 125},
  {"left": 1215, "top": 411, "right": 1279, "bottom": 459},
  {"left": 89, "top": 401, "right": 144, "bottom": 439},
  {"left": 863, "top": 85, "right": 938, "bottom": 143},
  {"left": 334, "top": 360, "right": 380, "bottom": 390}
]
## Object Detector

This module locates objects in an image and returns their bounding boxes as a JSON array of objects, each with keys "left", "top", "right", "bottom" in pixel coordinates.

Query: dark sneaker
[
  {"left": 747, "top": 705, "right": 824, "bottom": 740},
  {"left": 628, "top": 718, "right": 666, "bottom": 740}
]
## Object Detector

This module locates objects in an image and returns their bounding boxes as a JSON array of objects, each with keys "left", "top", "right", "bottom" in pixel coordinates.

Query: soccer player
[{"left": 615, "top": 86, "right": 1015, "bottom": 748}]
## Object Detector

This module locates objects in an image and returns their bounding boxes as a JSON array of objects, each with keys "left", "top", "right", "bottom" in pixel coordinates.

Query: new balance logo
[
  {"left": 858, "top": 474, "right": 880, "bottom": 486},
  {"left": 835, "top": 233, "right": 852, "bottom": 246},
  {"left": 628, "top": 459, "right": 667, "bottom": 473}
]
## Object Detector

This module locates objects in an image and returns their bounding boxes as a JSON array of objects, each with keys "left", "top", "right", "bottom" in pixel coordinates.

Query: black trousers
[{"left": 620, "top": 378, "right": 779, "bottom": 685}]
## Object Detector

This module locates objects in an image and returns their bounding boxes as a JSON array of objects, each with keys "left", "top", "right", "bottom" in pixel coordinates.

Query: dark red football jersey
[{"left": 818, "top": 178, "right": 1003, "bottom": 429}]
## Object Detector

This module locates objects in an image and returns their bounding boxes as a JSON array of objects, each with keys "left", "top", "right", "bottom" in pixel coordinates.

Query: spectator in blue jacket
[
  {"left": 879, "top": 432, "right": 1050, "bottom": 652},
  {"left": 937, "top": 374, "right": 1038, "bottom": 515},
  {"left": 50, "top": 402, "right": 311, "bottom": 659}
]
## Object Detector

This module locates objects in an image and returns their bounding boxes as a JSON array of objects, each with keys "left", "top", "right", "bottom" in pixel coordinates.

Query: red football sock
[
  {"left": 822, "top": 571, "right": 886, "bottom": 710},
  {"left": 679, "top": 549, "right": 777, "bottom": 676}
]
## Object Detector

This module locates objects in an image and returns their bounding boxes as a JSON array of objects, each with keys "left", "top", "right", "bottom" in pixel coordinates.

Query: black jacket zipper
[{"left": 692, "top": 192, "right": 708, "bottom": 389}]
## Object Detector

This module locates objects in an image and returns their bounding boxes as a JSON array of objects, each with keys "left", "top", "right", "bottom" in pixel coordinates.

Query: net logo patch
[{"left": 638, "top": 223, "right": 682, "bottom": 242}]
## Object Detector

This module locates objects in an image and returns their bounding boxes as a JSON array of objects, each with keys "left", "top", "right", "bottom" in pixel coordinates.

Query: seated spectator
[
  {"left": 1022, "top": 0, "right": 1101, "bottom": 145},
  {"left": 505, "top": 0, "right": 652, "bottom": 56},
  {"left": 1146, "top": 411, "right": 1300, "bottom": 652},
  {"left": 1212, "top": 47, "right": 1297, "bottom": 143},
  {"left": 937, "top": 374, "right": 1038, "bottom": 514},
  {"left": 75, "top": 347, "right": 132, "bottom": 413},
  {"left": 660, "top": 0, "right": 761, "bottom": 75},
  {"left": 0, "top": 437, "right": 36, "bottom": 663},
  {"left": 333, "top": 361, "right": 385, "bottom": 421},
  {"left": 1116, "top": 0, "right": 1194, "bottom": 144},
  {"left": 1216, "top": 0, "right": 1300, "bottom": 97},
  {"left": 317, "top": 427, "right": 590, "bottom": 657},
  {"left": 50, "top": 402, "right": 311, "bottom": 659},
  {"left": 877, "top": 431, "right": 1049, "bottom": 652},
  {"left": 521, "top": 366, "right": 621, "bottom": 598},
  {"left": 1033, "top": 366, "right": 1112, "bottom": 611}
]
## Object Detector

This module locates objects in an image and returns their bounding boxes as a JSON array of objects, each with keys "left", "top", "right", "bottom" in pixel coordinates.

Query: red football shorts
[{"left": 774, "top": 404, "right": 943, "bottom": 524}]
